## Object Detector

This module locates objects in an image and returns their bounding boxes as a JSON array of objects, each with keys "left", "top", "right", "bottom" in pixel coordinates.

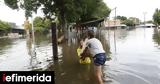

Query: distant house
[
  {"left": 8, "top": 23, "right": 25, "bottom": 38},
  {"left": 104, "top": 19, "right": 126, "bottom": 28},
  {"left": 8, "top": 27, "right": 25, "bottom": 38},
  {"left": 10, "top": 26, "right": 25, "bottom": 34},
  {"left": 9, "top": 22, "right": 24, "bottom": 34},
  {"left": 138, "top": 23, "right": 156, "bottom": 28}
]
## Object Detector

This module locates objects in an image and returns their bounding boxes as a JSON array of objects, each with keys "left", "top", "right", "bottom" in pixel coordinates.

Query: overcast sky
[
  {"left": 104, "top": 0, "right": 160, "bottom": 21},
  {"left": 0, "top": 0, "right": 160, "bottom": 25},
  {"left": 0, "top": 0, "right": 43, "bottom": 26}
]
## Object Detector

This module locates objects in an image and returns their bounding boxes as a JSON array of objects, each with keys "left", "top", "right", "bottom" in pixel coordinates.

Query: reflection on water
[
  {"left": 103, "top": 28, "right": 160, "bottom": 84},
  {"left": 53, "top": 41, "right": 98, "bottom": 84},
  {"left": 53, "top": 28, "right": 160, "bottom": 84},
  {"left": 26, "top": 36, "right": 38, "bottom": 69},
  {"left": 0, "top": 28, "right": 160, "bottom": 84},
  {"left": 0, "top": 33, "right": 53, "bottom": 71},
  {"left": 0, "top": 38, "right": 13, "bottom": 54},
  {"left": 26, "top": 33, "right": 53, "bottom": 70},
  {"left": 153, "top": 29, "right": 160, "bottom": 47}
]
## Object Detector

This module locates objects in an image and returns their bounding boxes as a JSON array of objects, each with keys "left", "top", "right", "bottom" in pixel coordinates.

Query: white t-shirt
[{"left": 86, "top": 38, "right": 105, "bottom": 57}]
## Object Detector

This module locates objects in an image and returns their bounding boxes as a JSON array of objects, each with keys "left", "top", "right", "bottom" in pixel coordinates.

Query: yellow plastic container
[{"left": 77, "top": 48, "right": 91, "bottom": 64}]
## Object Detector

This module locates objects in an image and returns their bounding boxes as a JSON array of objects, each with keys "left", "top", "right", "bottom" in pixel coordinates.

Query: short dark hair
[{"left": 87, "top": 30, "right": 95, "bottom": 38}]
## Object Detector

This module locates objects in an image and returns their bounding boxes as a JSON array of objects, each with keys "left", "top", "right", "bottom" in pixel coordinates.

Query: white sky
[
  {"left": 104, "top": 0, "right": 160, "bottom": 21},
  {"left": 0, "top": 0, "right": 43, "bottom": 26},
  {"left": 0, "top": 0, "right": 160, "bottom": 25}
]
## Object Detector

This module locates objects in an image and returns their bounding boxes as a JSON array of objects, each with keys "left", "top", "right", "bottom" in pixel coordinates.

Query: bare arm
[
  {"left": 80, "top": 47, "right": 90, "bottom": 60},
  {"left": 80, "top": 38, "right": 91, "bottom": 59}
]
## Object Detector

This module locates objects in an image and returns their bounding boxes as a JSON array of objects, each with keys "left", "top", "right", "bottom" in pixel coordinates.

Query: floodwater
[
  {"left": 102, "top": 28, "right": 160, "bottom": 84},
  {"left": 0, "top": 28, "right": 160, "bottom": 84},
  {"left": 0, "top": 33, "right": 53, "bottom": 71}
]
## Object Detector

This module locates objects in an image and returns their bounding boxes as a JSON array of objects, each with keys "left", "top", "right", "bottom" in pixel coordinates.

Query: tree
[
  {"left": 116, "top": 16, "right": 127, "bottom": 22},
  {"left": 0, "top": 20, "right": 11, "bottom": 36},
  {"left": 33, "top": 16, "right": 51, "bottom": 32},
  {"left": 128, "top": 17, "right": 140, "bottom": 25},
  {"left": 78, "top": 0, "right": 110, "bottom": 23},
  {"left": 123, "top": 19, "right": 134, "bottom": 26},
  {"left": 116, "top": 16, "right": 140, "bottom": 26},
  {"left": 153, "top": 8, "right": 160, "bottom": 27},
  {"left": 4, "top": 0, "right": 110, "bottom": 28},
  {"left": 0, "top": 20, "right": 11, "bottom": 31},
  {"left": 52, "top": 0, "right": 110, "bottom": 31},
  {"left": 4, "top": 0, "right": 41, "bottom": 18}
]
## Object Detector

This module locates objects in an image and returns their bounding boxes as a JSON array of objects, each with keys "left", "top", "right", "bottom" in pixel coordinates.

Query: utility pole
[
  {"left": 143, "top": 12, "right": 147, "bottom": 26},
  {"left": 114, "top": 7, "right": 117, "bottom": 53},
  {"left": 51, "top": 23, "right": 58, "bottom": 60},
  {"left": 143, "top": 12, "right": 147, "bottom": 38}
]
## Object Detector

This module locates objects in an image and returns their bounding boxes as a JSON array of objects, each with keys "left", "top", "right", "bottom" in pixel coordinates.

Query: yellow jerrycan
[{"left": 77, "top": 48, "right": 91, "bottom": 64}]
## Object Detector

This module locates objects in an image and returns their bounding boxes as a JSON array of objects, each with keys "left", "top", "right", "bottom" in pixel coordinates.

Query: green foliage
[
  {"left": 123, "top": 19, "right": 134, "bottom": 26},
  {"left": 95, "top": 1, "right": 110, "bottom": 18},
  {"left": 33, "top": 17, "right": 51, "bottom": 32},
  {"left": 23, "top": 0, "right": 41, "bottom": 17},
  {"left": 119, "top": 17, "right": 140, "bottom": 26},
  {"left": 116, "top": 16, "right": 127, "bottom": 21},
  {"left": 78, "top": 0, "right": 110, "bottom": 23},
  {"left": 4, "top": 0, "right": 19, "bottom": 9},
  {"left": 0, "top": 20, "right": 11, "bottom": 31},
  {"left": 4, "top": 0, "right": 41, "bottom": 17},
  {"left": 153, "top": 8, "right": 160, "bottom": 26},
  {"left": 128, "top": 17, "right": 140, "bottom": 25},
  {"left": 4, "top": 0, "right": 110, "bottom": 24}
]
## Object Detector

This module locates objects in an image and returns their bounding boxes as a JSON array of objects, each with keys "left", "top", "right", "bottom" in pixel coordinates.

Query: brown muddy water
[{"left": 0, "top": 28, "right": 160, "bottom": 84}]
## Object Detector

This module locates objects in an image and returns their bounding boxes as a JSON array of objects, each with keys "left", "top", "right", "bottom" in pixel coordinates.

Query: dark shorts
[{"left": 93, "top": 53, "right": 106, "bottom": 66}]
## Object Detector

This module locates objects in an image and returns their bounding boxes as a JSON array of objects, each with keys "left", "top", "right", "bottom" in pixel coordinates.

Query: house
[
  {"left": 138, "top": 23, "right": 156, "bottom": 28},
  {"left": 8, "top": 23, "right": 25, "bottom": 38},
  {"left": 104, "top": 19, "right": 126, "bottom": 28}
]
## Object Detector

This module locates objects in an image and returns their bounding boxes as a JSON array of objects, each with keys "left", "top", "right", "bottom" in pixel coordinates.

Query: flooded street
[
  {"left": 102, "top": 28, "right": 160, "bottom": 84},
  {"left": 0, "top": 28, "right": 160, "bottom": 84},
  {"left": 0, "top": 33, "right": 53, "bottom": 71}
]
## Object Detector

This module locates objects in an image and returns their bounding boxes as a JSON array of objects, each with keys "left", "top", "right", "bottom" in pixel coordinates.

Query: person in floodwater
[{"left": 80, "top": 30, "right": 106, "bottom": 84}]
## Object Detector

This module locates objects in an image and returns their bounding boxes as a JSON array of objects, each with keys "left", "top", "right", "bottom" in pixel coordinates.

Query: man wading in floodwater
[{"left": 81, "top": 30, "right": 107, "bottom": 84}]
